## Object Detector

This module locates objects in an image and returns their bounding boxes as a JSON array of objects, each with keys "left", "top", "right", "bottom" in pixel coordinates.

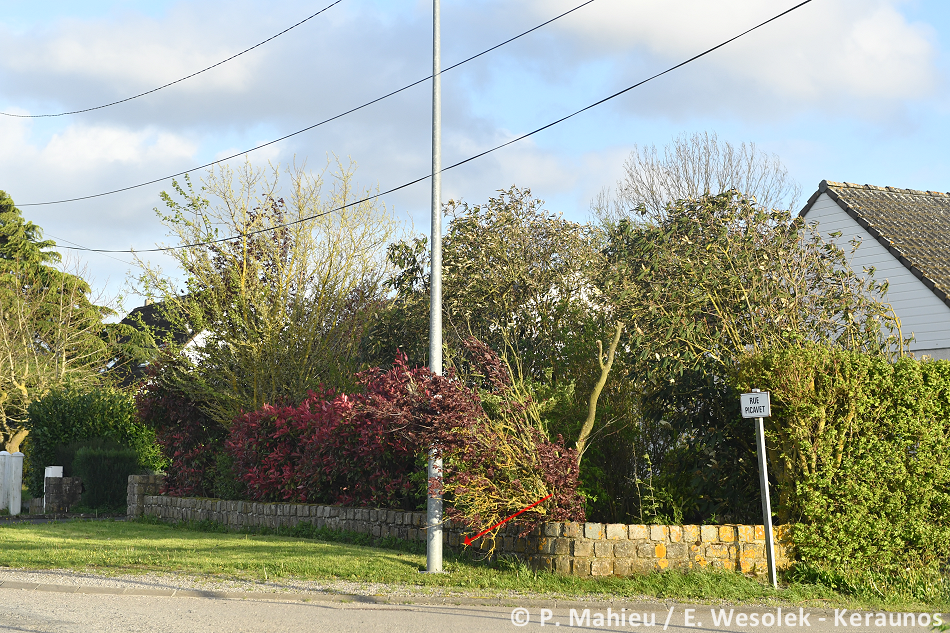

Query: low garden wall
[{"left": 128, "top": 475, "right": 792, "bottom": 577}]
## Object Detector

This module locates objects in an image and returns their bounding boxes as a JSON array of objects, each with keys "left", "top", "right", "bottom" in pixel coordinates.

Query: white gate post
[
  {"left": 0, "top": 451, "right": 9, "bottom": 512},
  {"left": 8, "top": 452, "right": 23, "bottom": 516}
]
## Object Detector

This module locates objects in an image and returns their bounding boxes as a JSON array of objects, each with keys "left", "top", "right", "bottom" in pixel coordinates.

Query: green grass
[{"left": 0, "top": 518, "right": 946, "bottom": 612}]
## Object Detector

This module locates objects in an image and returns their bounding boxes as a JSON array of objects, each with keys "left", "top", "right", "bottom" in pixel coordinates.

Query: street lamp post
[{"left": 426, "top": 0, "right": 443, "bottom": 574}]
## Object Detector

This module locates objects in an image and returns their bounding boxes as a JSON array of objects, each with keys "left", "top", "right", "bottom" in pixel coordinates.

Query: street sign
[
  {"left": 741, "top": 388, "right": 777, "bottom": 589},
  {"left": 740, "top": 391, "right": 771, "bottom": 418}
]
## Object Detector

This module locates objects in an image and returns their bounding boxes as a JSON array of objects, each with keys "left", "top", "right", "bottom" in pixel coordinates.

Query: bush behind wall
[
  {"left": 737, "top": 346, "right": 950, "bottom": 570},
  {"left": 26, "top": 385, "right": 164, "bottom": 498}
]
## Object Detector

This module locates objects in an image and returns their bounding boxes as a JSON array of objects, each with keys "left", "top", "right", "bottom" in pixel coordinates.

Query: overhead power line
[
  {"left": 54, "top": 0, "right": 815, "bottom": 255},
  {"left": 0, "top": 1, "right": 343, "bottom": 118},
  {"left": 19, "top": 0, "right": 597, "bottom": 208}
]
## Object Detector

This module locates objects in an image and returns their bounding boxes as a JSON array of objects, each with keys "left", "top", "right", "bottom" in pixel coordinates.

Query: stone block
[
  {"left": 543, "top": 522, "right": 562, "bottom": 537},
  {"left": 536, "top": 556, "right": 554, "bottom": 573},
  {"left": 614, "top": 540, "right": 637, "bottom": 558},
  {"left": 584, "top": 523, "right": 604, "bottom": 540},
  {"left": 701, "top": 525, "right": 719, "bottom": 542},
  {"left": 514, "top": 538, "right": 526, "bottom": 553},
  {"left": 669, "top": 525, "right": 683, "bottom": 542},
  {"left": 754, "top": 525, "right": 766, "bottom": 541},
  {"left": 719, "top": 526, "right": 736, "bottom": 542},
  {"left": 666, "top": 543, "right": 688, "bottom": 559},
  {"left": 705, "top": 543, "right": 730, "bottom": 559},
  {"left": 637, "top": 543, "right": 655, "bottom": 558},
  {"left": 594, "top": 541, "right": 614, "bottom": 558},
  {"left": 629, "top": 524, "right": 648, "bottom": 540},
  {"left": 650, "top": 525, "right": 668, "bottom": 542},
  {"left": 563, "top": 522, "right": 581, "bottom": 538},
  {"left": 572, "top": 557, "right": 591, "bottom": 576},
  {"left": 572, "top": 540, "right": 593, "bottom": 557},
  {"left": 654, "top": 558, "right": 670, "bottom": 571},
  {"left": 554, "top": 538, "right": 571, "bottom": 555},
  {"left": 737, "top": 525, "right": 755, "bottom": 543},
  {"left": 605, "top": 524, "right": 626, "bottom": 540},
  {"left": 741, "top": 543, "right": 764, "bottom": 559},
  {"left": 527, "top": 537, "right": 539, "bottom": 553},
  {"left": 553, "top": 555, "right": 572, "bottom": 575},
  {"left": 590, "top": 559, "right": 613, "bottom": 576},
  {"left": 613, "top": 558, "right": 632, "bottom": 577},
  {"left": 539, "top": 538, "right": 554, "bottom": 554}
]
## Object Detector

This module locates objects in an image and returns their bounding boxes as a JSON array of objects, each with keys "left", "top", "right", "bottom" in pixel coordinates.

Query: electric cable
[
  {"left": 18, "top": 0, "right": 598, "bottom": 207},
  {"left": 0, "top": 1, "right": 343, "bottom": 118},
  {"left": 51, "top": 0, "right": 814, "bottom": 254}
]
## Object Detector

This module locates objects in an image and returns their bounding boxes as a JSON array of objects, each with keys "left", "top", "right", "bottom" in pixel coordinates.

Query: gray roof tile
[{"left": 800, "top": 180, "right": 950, "bottom": 308}]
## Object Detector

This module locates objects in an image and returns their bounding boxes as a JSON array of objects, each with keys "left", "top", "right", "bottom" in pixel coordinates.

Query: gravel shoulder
[{"left": 0, "top": 567, "right": 664, "bottom": 608}]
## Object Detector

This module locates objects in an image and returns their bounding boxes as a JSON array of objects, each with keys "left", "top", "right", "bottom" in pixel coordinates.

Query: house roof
[
  {"left": 120, "top": 300, "right": 195, "bottom": 348},
  {"left": 800, "top": 180, "right": 950, "bottom": 308},
  {"left": 111, "top": 299, "right": 198, "bottom": 385}
]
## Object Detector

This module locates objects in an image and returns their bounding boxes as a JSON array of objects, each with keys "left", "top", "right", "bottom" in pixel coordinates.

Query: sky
[{"left": 1, "top": 0, "right": 948, "bottom": 312}]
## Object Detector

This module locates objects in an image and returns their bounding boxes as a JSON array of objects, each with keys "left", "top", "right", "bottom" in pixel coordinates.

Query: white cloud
[
  {"left": 40, "top": 125, "right": 197, "bottom": 170},
  {"left": 527, "top": 0, "right": 938, "bottom": 107}
]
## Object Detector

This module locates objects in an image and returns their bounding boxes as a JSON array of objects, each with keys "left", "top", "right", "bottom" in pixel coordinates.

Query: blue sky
[{"left": 1, "top": 0, "right": 948, "bottom": 309}]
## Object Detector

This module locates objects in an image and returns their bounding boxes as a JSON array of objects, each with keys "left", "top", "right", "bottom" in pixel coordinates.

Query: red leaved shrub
[
  {"left": 430, "top": 339, "right": 586, "bottom": 537},
  {"left": 136, "top": 362, "right": 226, "bottom": 497},
  {"left": 153, "top": 342, "right": 586, "bottom": 536},
  {"left": 226, "top": 352, "right": 484, "bottom": 509}
]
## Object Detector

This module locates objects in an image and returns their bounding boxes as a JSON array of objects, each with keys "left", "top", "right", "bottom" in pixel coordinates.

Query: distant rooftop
[{"left": 800, "top": 180, "right": 950, "bottom": 307}]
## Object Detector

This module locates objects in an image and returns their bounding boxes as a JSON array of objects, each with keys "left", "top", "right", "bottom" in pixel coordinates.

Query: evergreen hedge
[
  {"left": 26, "top": 385, "right": 164, "bottom": 497},
  {"left": 737, "top": 346, "right": 950, "bottom": 570},
  {"left": 73, "top": 445, "right": 140, "bottom": 509}
]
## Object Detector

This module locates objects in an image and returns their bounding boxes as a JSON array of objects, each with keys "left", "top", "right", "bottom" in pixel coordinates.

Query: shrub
[
  {"left": 73, "top": 445, "right": 139, "bottom": 509},
  {"left": 736, "top": 345, "right": 950, "bottom": 570},
  {"left": 135, "top": 361, "right": 225, "bottom": 497},
  {"left": 433, "top": 340, "right": 585, "bottom": 543},
  {"left": 26, "top": 384, "right": 163, "bottom": 497},
  {"left": 226, "top": 388, "right": 354, "bottom": 504},
  {"left": 226, "top": 345, "right": 586, "bottom": 536}
]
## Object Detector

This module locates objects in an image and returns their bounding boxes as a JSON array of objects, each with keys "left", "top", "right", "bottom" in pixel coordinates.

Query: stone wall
[
  {"left": 44, "top": 476, "right": 83, "bottom": 513},
  {"left": 127, "top": 474, "right": 164, "bottom": 518},
  {"left": 128, "top": 475, "right": 792, "bottom": 577}
]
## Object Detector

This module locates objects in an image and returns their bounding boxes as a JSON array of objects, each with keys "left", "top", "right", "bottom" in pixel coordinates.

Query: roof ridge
[{"left": 822, "top": 180, "right": 950, "bottom": 197}]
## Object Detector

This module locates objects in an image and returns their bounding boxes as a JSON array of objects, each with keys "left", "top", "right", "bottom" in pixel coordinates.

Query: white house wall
[{"left": 804, "top": 192, "right": 950, "bottom": 360}]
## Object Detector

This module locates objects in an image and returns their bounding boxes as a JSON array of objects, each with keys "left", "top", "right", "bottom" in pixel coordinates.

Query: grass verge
[{"left": 0, "top": 518, "right": 945, "bottom": 612}]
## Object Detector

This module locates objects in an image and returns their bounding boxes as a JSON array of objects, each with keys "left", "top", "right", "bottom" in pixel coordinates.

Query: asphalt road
[{"left": 0, "top": 584, "right": 941, "bottom": 633}]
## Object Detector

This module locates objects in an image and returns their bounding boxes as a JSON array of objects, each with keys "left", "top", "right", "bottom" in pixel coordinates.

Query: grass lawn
[{"left": 0, "top": 519, "right": 945, "bottom": 612}]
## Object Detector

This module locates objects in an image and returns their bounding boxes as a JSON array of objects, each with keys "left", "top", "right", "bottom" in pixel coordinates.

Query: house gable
[{"left": 800, "top": 181, "right": 950, "bottom": 359}]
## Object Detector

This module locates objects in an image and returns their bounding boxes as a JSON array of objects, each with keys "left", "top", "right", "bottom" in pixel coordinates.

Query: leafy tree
[
  {"left": 372, "top": 187, "right": 627, "bottom": 520},
  {"left": 137, "top": 159, "right": 396, "bottom": 426},
  {"left": 596, "top": 190, "right": 902, "bottom": 522},
  {"left": 372, "top": 186, "right": 605, "bottom": 383},
  {"left": 0, "top": 191, "right": 140, "bottom": 450}
]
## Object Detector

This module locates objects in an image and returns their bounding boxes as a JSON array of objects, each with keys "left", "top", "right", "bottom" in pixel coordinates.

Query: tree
[
  {"left": 137, "top": 158, "right": 396, "bottom": 427},
  {"left": 0, "top": 191, "right": 135, "bottom": 450},
  {"left": 372, "top": 186, "right": 606, "bottom": 383},
  {"left": 596, "top": 190, "right": 902, "bottom": 522},
  {"left": 593, "top": 131, "right": 802, "bottom": 221}
]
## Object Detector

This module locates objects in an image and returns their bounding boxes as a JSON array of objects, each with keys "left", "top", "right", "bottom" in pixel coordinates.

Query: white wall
[{"left": 804, "top": 192, "right": 950, "bottom": 359}]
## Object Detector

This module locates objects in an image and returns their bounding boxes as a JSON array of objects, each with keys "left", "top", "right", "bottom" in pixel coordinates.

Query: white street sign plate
[{"left": 740, "top": 392, "right": 771, "bottom": 418}]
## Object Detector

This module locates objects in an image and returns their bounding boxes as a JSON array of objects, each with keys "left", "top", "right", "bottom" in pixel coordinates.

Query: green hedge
[
  {"left": 737, "top": 346, "right": 950, "bottom": 570},
  {"left": 73, "top": 445, "right": 140, "bottom": 510},
  {"left": 26, "top": 385, "right": 165, "bottom": 498}
]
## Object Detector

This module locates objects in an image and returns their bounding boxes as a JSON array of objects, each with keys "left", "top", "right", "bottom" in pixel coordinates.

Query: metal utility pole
[{"left": 426, "top": 0, "right": 443, "bottom": 574}]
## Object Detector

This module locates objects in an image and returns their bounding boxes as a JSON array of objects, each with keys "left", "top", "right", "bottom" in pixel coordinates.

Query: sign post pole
[{"left": 741, "top": 388, "right": 777, "bottom": 589}]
